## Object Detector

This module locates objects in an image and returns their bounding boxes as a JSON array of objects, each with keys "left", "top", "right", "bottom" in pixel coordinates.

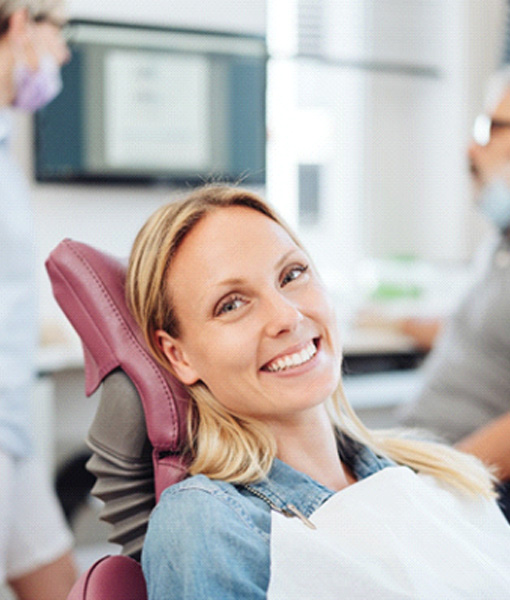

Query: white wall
[
  {"left": 11, "top": 0, "right": 266, "bottom": 333},
  {"left": 67, "top": 0, "right": 265, "bottom": 33},
  {"left": 363, "top": 0, "right": 505, "bottom": 262}
]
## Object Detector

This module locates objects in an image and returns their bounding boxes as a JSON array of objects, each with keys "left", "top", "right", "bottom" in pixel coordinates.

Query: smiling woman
[{"left": 127, "top": 184, "right": 510, "bottom": 599}]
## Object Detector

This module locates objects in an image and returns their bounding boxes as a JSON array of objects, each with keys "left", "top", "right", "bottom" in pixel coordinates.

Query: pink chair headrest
[{"left": 46, "top": 239, "right": 190, "bottom": 497}]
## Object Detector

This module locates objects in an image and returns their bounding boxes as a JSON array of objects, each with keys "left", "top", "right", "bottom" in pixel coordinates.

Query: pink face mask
[{"left": 12, "top": 54, "right": 63, "bottom": 112}]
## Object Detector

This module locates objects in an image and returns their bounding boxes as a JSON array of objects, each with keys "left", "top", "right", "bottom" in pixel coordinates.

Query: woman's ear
[{"left": 156, "top": 330, "right": 199, "bottom": 385}]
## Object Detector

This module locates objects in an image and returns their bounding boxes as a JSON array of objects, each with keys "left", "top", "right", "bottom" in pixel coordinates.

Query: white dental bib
[{"left": 267, "top": 466, "right": 510, "bottom": 599}]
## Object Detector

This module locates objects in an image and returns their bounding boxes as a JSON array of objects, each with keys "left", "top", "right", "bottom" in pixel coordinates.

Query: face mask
[
  {"left": 12, "top": 54, "right": 62, "bottom": 112},
  {"left": 478, "top": 177, "right": 510, "bottom": 231}
]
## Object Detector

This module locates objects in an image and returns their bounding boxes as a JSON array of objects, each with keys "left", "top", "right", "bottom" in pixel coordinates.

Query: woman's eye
[
  {"left": 216, "top": 296, "right": 246, "bottom": 316},
  {"left": 281, "top": 264, "right": 309, "bottom": 286}
]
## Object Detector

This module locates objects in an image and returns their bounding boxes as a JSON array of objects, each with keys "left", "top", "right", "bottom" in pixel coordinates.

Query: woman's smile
[{"left": 261, "top": 338, "right": 319, "bottom": 373}]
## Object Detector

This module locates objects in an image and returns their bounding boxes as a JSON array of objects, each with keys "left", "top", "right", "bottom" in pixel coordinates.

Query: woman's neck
[{"left": 268, "top": 407, "right": 356, "bottom": 492}]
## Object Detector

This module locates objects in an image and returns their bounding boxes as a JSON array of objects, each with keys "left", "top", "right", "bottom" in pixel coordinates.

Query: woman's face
[{"left": 157, "top": 206, "right": 342, "bottom": 425}]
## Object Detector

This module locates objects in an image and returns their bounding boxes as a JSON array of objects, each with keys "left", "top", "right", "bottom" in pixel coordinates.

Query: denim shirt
[{"left": 142, "top": 435, "right": 394, "bottom": 600}]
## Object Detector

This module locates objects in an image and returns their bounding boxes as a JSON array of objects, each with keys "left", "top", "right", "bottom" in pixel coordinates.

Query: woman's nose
[
  {"left": 57, "top": 36, "right": 71, "bottom": 65},
  {"left": 263, "top": 291, "right": 303, "bottom": 338}
]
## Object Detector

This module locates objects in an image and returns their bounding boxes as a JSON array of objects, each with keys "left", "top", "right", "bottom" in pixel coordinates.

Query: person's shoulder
[
  {"left": 143, "top": 473, "right": 270, "bottom": 572},
  {"left": 151, "top": 474, "right": 262, "bottom": 536},
  {"left": 158, "top": 473, "right": 238, "bottom": 506},
  {"left": 143, "top": 475, "right": 271, "bottom": 599}
]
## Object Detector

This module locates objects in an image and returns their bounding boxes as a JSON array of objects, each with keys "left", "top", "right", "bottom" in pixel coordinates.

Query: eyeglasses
[{"left": 472, "top": 114, "right": 510, "bottom": 146}]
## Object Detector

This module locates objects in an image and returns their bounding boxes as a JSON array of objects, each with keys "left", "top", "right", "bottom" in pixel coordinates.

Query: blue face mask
[{"left": 478, "top": 178, "right": 510, "bottom": 231}]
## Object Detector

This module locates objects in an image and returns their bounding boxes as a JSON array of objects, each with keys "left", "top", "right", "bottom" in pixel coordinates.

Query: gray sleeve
[
  {"left": 86, "top": 369, "right": 155, "bottom": 560},
  {"left": 399, "top": 256, "right": 510, "bottom": 443}
]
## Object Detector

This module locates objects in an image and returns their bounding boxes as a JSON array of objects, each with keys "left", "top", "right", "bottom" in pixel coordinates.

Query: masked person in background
[
  {"left": 400, "top": 67, "right": 510, "bottom": 519},
  {"left": 0, "top": 1, "right": 77, "bottom": 598}
]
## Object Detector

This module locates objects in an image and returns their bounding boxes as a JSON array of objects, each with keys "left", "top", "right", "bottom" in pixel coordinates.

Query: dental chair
[{"left": 46, "top": 239, "right": 193, "bottom": 599}]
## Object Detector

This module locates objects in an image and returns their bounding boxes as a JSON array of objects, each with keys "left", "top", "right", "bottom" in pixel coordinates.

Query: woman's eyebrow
[
  {"left": 212, "top": 277, "right": 245, "bottom": 289},
  {"left": 275, "top": 249, "right": 299, "bottom": 270}
]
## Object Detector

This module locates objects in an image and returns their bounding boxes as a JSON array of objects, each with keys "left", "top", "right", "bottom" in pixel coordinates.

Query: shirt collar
[{"left": 244, "top": 434, "right": 394, "bottom": 517}]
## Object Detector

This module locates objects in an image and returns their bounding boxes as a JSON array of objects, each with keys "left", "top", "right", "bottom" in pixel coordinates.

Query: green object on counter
[{"left": 370, "top": 282, "right": 423, "bottom": 300}]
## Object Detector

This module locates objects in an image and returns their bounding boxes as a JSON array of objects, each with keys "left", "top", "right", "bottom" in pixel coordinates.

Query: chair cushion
[
  {"left": 67, "top": 555, "right": 147, "bottom": 600},
  {"left": 46, "top": 239, "right": 190, "bottom": 498}
]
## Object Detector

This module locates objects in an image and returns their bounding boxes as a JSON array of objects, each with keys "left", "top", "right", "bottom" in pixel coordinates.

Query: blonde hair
[{"left": 127, "top": 184, "right": 496, "bottom": 498}]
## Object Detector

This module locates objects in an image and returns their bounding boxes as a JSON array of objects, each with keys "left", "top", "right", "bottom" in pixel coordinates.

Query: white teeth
[{"left": 265, "top": 341, "right": 317, "bottom": 373}]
